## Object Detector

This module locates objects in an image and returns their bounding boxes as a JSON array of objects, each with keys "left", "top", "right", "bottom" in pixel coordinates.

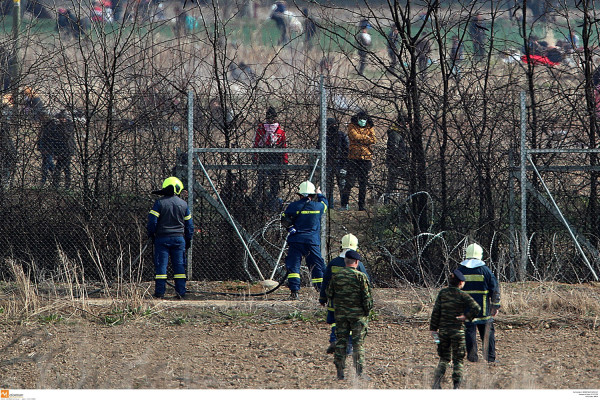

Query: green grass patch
[{"left": 39, "top": 313, "right": 64, "bottom": 324}]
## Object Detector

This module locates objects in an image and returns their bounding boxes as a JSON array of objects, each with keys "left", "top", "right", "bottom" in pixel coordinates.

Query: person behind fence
[
  {"left": 594, "top": 64, "right": 600, "bottom": 118},
  {"left": 385, "top": 112, "right": 410, "bottom": 198},
  {"left": 147, "top": 177, "right": 194, "bottom": 300},
  {"left": 51, "top": 110, "right": 76, "bottom": 189},
  {"left": 208, "top": 97, "right": 235, "bottom": 136},
  {"left": 325, "top": 249, "right": 372, "bottom": 380},
  {"left": 57, "top": 8, "right": 85, "bottom": 39},
  {"left": 270, "top": 1, "right": 288, "bottom": 45},
  {"left": 429, "top": 269, "right": 481, "bottom": 389},
  {"left": 356, "top": 19, "right": 372, "bottom": 75},
  {"left": 23, "top": 87, "right": 45, "bottom": 119},
  {"left": 450, "top": 36, "right": 464, "bottom": 81},
  {"left": 38, "top": 112, "right": 58, "bottom": 186},
  {"left": 340, "top": 110, "right": 376, "bottom": 211},
  {"left": 387, "top": 25, "right": 400, "bottom": 69},
  {"left": 0, "top": 124, "right": 16, "bottom": 189},
  {"left": 323, "top": 117, "right": 349, "bottom": 209},
  {"left": 252, "top": 106, "right": 288, "bottom": 210},
  {"left": 173, "top": 7, "right": 189, "bottom": 37},
  {"left": 303, "top": 7, "right": 317, "bottom": 50},
  {"left": 469, "top": 14, "right": 486, "bottom": 63},
  {"left": 320, "top": 234, "right": 371, "bottom": 355},
  {"left": 416, "top": 36, "right": 432, "bottom": 73},
  {"left": 457, "top": 243, "right": 501, "bottom": 364},
  {"left": 281, "top": 181, "right": 327, "bottom": 300}
]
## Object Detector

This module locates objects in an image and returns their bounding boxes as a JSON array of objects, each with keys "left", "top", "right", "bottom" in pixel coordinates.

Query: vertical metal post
[
  {"left": 187, "top": 90, "right": 194, "bottom": 281},
  {"left": 520, "top": 91, "right": 527, "bottom": 281},
  {"left": 10, "top": 0, "right": 21, "bottom": 105},
  {"left": 319, "top": 75, "right": 327, "bottom": 256},
  {"left": 508, "top": 149, "right": 516, "bottom": 281}
]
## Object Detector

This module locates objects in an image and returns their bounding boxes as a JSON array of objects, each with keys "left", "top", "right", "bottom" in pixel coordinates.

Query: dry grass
[{"left": 500, "top": 281, "right": 600, "bottom": 325}]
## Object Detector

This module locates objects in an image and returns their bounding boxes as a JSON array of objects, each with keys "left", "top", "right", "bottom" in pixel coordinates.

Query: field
[{"left": 1, "top": 282, "right": 599, "bottom": 390}]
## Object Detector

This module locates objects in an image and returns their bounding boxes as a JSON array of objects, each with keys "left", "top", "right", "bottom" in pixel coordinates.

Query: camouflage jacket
[
  {"left": 326, "top": 266, "right": 372, "bottom": 318},
  {"left": 429, "top": 287, "right": 481, "bottom": 332}
]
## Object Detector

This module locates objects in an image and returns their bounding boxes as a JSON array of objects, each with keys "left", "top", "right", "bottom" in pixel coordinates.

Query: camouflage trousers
[
  {"left": 433, "top": 328, "right": 466, "bottom": 386},
  {"left": 334, "top": 315, "right": 368, "bottom": 371}
]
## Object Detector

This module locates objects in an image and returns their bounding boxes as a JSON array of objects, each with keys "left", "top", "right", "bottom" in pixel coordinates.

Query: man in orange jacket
[{"left": 340, "top": 111, "right": 376, "bottom": 211}]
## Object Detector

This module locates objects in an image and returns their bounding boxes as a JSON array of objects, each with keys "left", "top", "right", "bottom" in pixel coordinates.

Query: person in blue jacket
[
  {"left": 281, "top": 181, "right": 328, "bottom": 300},
  {"left": 457, "top": 243, "right": 501, "bottom": 363},
  {"left": 147, "top": 177, "right": 194, "bottom": 299},
  {"left": 319, "top": 233, "right": 371, "bottom": 354}
]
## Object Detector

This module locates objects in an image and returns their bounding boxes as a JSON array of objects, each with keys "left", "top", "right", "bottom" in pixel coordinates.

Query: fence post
[
  {"left": 320, "top": 75, "right": 327, "bottom": 257},
  {"left": 187, "top": 90, "right": 194, "bottom": 281},
  {"left": 520, "top": 91, "right": 527, "bottom": 281}
]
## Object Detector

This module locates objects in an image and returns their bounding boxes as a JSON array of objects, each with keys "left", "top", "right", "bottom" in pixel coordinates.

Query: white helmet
[
  {"left": 298, "top": 181, "right": 316, "bottom": 196},
  {"left": 341, "top": 233, "right": 358, "bottom": 250},
  {"left": 465, "top": 243, "right": 483, "bottom": 260}
]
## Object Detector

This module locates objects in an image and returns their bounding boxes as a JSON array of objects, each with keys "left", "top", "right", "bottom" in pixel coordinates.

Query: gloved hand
[
  {"left": 148, "top": 233, "right": 155, "bottom": 243},
  {"left": 185, "top": 239, "right": 191, "bottom": 250}
]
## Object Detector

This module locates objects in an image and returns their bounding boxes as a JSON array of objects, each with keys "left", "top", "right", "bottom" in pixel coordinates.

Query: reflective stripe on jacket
[{"left": 457, "top": 263, "right": 500, "bottom": 324}]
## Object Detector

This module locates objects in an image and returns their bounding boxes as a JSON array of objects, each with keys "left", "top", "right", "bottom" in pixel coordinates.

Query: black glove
[
  {"left": 148, "top": 233, "right": 155, "bottom": 243},
  {"left": 185, "top": 239, "right": 191, "bottom": 250}
]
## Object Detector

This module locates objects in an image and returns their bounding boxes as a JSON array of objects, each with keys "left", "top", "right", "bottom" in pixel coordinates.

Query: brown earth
[{"left": 0, "top": 284, "right": 599, "bottom": 390}]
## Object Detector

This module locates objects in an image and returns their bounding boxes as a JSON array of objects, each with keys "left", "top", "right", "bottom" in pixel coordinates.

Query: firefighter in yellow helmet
[
  {"left": 319, "top": 233, "right": 371, "bottom": 354},
  {"left": 147, "top": 177, "right": 194, "bottom": 299}
]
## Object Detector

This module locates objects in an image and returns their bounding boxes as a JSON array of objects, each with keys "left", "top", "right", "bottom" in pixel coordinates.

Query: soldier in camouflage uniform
[
  {"left": 429, "top": 269, "right": 481, "bottom": 389},
  {"left": 325, "top": 250, "right": 373, "bottom": 380}
]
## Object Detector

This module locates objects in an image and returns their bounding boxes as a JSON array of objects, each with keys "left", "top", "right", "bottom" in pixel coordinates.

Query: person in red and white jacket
[{"left": 252, "top": 106, "right": 288, "bottom": 210}]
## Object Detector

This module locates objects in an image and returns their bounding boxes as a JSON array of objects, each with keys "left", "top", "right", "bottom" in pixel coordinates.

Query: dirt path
[{"left": 0, "top": 287, "right": 599, "bottom": 389}]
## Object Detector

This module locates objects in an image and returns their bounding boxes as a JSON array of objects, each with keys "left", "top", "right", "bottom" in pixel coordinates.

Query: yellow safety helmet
[
  {"left": 162, "top": 176, "right": 184, "bottom": 195},
  {"left": 341, "top": 233, "right": 358, "bottom": 250},
  {"left": 297, "top": 181, "right": 316, "bottom": 196},
  {"left": 465, "top": 243, "right": 483, "bottom": 260}
]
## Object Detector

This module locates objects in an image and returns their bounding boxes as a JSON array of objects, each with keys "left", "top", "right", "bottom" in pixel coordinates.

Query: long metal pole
[
  {"left": 187, "top": 90, "right": 194, "bottom": 281},
  {"left": 520, "top": 91, "right": 527, "bottom": 281},
  {"left": 320, "top": 75, "right": 327, "bottom": 257},
  {"left": 10, "top": 0, "right": 21, "bottom": 105},
  {"left": 508, "top": 149, "right": 516, "bottom": 281}
]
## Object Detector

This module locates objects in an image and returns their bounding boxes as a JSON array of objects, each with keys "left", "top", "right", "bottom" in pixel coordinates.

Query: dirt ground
[{"left": 0, "top": 285, "right": 599, "bottom": 390}]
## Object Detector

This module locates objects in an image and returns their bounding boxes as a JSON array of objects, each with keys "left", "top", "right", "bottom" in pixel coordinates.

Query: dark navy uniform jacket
[
  {"left": 147, "top": 195, "right": 194, "bottom": 241},
  {"left": 282, "top": 193, "right": 328, "bottom": 245},
  {"left": 457, "top": 259, "right": 501, "bottom": 324}
]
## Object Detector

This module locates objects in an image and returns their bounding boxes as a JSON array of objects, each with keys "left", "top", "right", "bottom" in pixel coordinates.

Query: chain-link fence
[{"left": 1, "top": 0, "right": 600, "bottom": 296}]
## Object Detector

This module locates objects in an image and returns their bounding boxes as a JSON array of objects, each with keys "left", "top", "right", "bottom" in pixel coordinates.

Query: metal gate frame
[{"left": 184, "top": 77, "right": 328, "bottom": 281}]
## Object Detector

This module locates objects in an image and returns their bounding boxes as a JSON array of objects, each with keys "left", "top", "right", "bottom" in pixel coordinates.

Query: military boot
[
  {"left": 326, "top": 342, "right": 336, "bottom": 354},
  {"left": 453, "top": 379, "right": 461, "bottom": 389},
  {"left": 355, "top": 364, "right": 371, "bottom": 381},
  {"left": 432, "top": 376, "right": 443, "bottom": 389},
  {"left": 336, "top": 365, "right": 345, "bottom": 380}
]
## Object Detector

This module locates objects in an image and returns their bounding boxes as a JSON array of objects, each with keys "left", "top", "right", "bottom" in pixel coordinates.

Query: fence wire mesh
[{"left": 0, "top": 1, "right": 599, "bottom": 297}]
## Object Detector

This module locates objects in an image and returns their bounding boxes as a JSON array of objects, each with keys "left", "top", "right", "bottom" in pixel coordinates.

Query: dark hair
[
  {"left": 448, "top": 274, "right": 461, "bottom": 287},
  {"left": 266, "top": 106, "right": 277, "bottom": 120},
  {"left": 356, "top": 110, "right": 369, "bottom": 120},
  {"left": 397, "top": 112, "right": 408, "bottom": 124}
]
